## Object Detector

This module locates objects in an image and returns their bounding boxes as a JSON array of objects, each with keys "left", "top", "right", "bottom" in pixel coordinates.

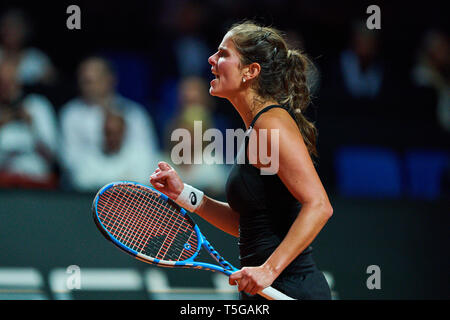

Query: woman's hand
[
  {"left": 229, "top": 265, "right": 278, "bottom": 296},
  {"left": 149, "top": 161, "right": 184, "bottom": 200}
]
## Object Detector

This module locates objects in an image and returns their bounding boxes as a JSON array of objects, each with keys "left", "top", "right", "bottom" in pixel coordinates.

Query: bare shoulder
[
  {"left": 250, "top": 107, "right": 325, "bottom": 204},
  {"left": 252, "top": 107, "right": 301, "bottom": 138},
  {"left": 247, "top": 107, "right": 308, "bottom": 172}
]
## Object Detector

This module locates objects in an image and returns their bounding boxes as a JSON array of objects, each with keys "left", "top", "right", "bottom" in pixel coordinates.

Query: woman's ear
[{"left": 242, "top": 62, "right": 261, "bottom": 82}]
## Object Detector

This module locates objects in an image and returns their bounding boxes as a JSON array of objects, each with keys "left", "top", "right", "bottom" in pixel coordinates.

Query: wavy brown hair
[{"left": 228, "top": 21, "right": 318, "bottom": 158}]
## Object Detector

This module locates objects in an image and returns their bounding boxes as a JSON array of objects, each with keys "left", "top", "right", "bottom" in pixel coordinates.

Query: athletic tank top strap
[{"left": 249, "top": 105, "right": 293, "bottom": 129}]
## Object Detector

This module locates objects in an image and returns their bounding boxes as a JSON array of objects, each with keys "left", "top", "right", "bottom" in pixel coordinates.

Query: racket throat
[{"left": 203, "top": 239, "right": 237, "bottom": 273}]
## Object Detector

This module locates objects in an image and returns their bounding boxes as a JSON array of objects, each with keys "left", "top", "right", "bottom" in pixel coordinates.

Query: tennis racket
[{"left": 92, "top": 181, "right": 294, "bottom": 300}]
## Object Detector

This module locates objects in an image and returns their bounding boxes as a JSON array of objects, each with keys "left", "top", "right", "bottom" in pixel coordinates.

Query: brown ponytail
[
  {"left": 283, "top": 49, "right": 318, "bottom": 158},
  {"left": 229, "top": 21, "right": 318, "bottom": 159}
]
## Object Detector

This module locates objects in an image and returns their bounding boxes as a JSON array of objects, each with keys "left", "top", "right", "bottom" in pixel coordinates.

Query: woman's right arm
[
  {"left": 150, "top": 161, "right": 240, "bottom": 237},
  {"left": 195, "top": 196, "right": 240, "bottom": 237}
]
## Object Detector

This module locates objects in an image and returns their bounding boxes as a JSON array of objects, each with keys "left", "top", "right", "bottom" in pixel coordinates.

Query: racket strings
[
  {"left": 98, "top": 186, "right": 195, "bottom": 259},
  {"left": 97, "top": 185, "right": 198, "bottom": 261},
  {"left": 99, "top": 187, "right": 157, "bottom": 249},
  {"left": 98, "top": 186, "right": 186, "bottom": 251}
]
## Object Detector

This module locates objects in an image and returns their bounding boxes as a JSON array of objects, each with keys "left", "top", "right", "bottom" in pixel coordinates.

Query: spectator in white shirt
[
  {"left": 0, "top": 59, "right": 58, "bottom": 188},
  {"left": 59, "top": 56, "right": 160, "bottom": 192}
]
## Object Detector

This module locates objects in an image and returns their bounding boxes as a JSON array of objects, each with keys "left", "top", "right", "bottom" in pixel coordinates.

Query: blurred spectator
[
  {"left": 339, "top": 21, "right": 384, "bottom": 100},
  {"left": 0, "top": 59, "right": 58, "bottom": 188},
  {"left": 159, "top": 0, "right": 211, "bottom": 77},
  {"left": 411, "top": 29, "right": 450, "bottom": 133},
  {"left": 0, "top": 8, "right": 56, "bottom": 87},
  {"left": 311, "top": 22, "right": 389, "bottom": 187},
  {"left": 59, "top": 56, "right": 160, "bottom": 192},
  {"left": 320, "top": 19, "right": 389, "bottom": 122},
  {"left": 165, "top": 76, "right": 229, "bottom": 198}
]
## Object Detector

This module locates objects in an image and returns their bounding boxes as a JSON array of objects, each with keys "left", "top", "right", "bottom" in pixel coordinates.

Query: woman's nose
[{"left": 208, "top": 53, "right": 216, "bottom": 66}]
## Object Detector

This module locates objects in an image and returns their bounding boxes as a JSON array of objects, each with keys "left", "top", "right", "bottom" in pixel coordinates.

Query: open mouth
[
  {"left": 211, "top": 69, "right": 220, "bottom": 80},
  {"left": 210, "top": 73, "right": 219, "bottom": 86}
]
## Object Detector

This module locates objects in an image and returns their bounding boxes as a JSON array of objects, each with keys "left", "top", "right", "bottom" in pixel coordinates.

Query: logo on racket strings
[{"left": 189, "top": 192, "right": 197, "bottom": 205}]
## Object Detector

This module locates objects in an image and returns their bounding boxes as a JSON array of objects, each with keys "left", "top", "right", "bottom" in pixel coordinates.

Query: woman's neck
[{"left": 229, "top": 91, "right": 278, "bottom": 129}]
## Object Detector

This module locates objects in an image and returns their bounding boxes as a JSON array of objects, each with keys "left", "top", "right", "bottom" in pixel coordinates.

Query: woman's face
[{"left": 208, "top": 32, "right": 244, "bottom": 99}]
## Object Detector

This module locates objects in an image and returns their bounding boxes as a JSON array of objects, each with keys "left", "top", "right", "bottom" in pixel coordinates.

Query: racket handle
[{"left": 259, "top": 286, "right": 296, "bottom": 300}]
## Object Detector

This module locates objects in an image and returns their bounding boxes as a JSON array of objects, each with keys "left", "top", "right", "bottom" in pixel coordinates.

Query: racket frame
[{"left": 92, "top": 181, "right": 237, "bottom": 275}]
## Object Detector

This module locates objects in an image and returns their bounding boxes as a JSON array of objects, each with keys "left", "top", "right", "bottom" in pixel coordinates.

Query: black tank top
[{"left": 225, "top": 105, "right": 314, "bottom": 273}]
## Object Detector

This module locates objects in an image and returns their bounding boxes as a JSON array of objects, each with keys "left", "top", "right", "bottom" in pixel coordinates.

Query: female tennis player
[{"left": 150, "top": 21, "right": 333, "bottom": 300}]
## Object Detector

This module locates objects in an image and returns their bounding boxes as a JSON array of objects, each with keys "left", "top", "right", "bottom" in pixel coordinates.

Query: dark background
[{"left": 0, "top": 0, "right": 448, "bottom": 300}]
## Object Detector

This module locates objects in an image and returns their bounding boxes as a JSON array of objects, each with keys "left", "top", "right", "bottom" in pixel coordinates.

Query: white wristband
[{"left": 175, "top": 183, "right": 204, "bottom": 212}]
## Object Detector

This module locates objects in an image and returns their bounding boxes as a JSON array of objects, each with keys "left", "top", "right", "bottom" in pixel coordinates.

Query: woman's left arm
[{"left": 229, "top": 112, "right": 333, "bottom": 296}]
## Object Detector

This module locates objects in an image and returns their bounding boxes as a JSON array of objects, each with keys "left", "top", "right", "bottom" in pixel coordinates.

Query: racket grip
[{"left": 259, "top": 286, "right": 295, "bottom": 300}]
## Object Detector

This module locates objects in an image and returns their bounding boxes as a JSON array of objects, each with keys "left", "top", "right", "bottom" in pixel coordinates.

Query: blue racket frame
[{"left": 92, "top": 181, "right": 238, "bottom": 276}]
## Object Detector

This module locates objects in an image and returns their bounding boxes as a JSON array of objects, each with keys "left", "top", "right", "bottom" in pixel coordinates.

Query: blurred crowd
[{"left": 0, "top": 3, "right": 448, "bottom": 199}]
